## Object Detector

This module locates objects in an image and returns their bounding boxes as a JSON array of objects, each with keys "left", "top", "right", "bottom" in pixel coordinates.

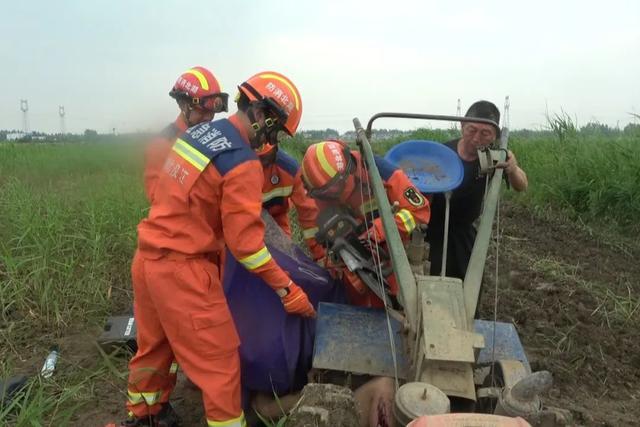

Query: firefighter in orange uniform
[
  {"left": 144, "top": 66, "right": 229, "bottom": 203},
  {"left": 257, "top": 143, "right": 324, "bottom": 260},
  {"left": 301, "top": 140, "right": 430, "bottom": 307},
  {"left": 119, "top": 72, "right": 314, "bottom": 427}
]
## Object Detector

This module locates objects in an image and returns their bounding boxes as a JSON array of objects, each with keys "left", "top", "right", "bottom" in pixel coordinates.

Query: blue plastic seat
[{"left": 384, "top": 140, "right": 464, "bottom": 194}]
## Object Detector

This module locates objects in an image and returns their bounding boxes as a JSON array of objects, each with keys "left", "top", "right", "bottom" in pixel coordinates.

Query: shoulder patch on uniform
[
  {"left": 403, "top": 187, "right": 426, "bottom": 207},
  {"left": 275, "top": 150, "right": 300, "bottom": 177}
]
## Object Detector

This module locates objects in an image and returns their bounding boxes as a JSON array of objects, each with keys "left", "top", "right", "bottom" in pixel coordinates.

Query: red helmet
[
  {"left": 170, "top": 66, "right": 228, "bottom": 113},
  {"left": 301, "top": 140, "right": 355, "bottom": 200},
  {"left": 237, "top": 71, "right": 302, "bottom": 136}
]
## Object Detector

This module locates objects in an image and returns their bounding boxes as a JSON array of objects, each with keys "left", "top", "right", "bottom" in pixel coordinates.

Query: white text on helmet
[
  {"left": 178, "top": 77, "right": 199, "bottom": 95},
  {"left": 329, "top": 145, "right": 345, "bottom": 171},
  {"left": 265, "top": 82, "right": 295, "bottom": 114}
]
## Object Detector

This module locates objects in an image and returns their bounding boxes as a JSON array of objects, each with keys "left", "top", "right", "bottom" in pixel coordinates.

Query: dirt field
[
  {"left": 478, "top": 202, "right": 640, "bottom": 426},
  {"left": 6, "top": 201, "right": 638, "bottom": 426}
]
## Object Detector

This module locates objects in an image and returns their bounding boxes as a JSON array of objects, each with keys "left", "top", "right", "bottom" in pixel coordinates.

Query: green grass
[
  {"left": 509, "top": 132, "right": 640, "bottom": 234},
  {"left": 0, "top": 141, "right": 145, "bottom": 425},
  {"left": 0, "top": 142, "right": 147, "bottom": 333},
  {"left": 0, "top": 121, "right": 638, "bottom": 424}
]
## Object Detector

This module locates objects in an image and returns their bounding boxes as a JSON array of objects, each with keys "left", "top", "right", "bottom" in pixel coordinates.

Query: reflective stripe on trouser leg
[
  {"left": 126, "top": 251, "right": 178, "bottom": 418},
  {"left": 127, "top": 390, "right": 161, "bottom": 406},
  {"left": 159, "top": 361, "right": 179, "bottom": 404},
  {"left": 144, "top": 257, "right": 243, "bottom": 422},
  {"left": 207, "top": 412, "right": 247, "bottom": 427}
]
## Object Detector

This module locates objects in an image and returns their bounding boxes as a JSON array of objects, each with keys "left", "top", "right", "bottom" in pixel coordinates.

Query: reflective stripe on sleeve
[
  {"left": 238, "top": 247, "right": 272, "bottom": 270},
  {"left": 173, "top": 138, "right": 209, "bottom": 171},
  {"left": 396, "top": 208, "right": 416, "bottom": 233},
  {"left": 302, "top": 227, "right": 318, "bottom": 239},
  {"left": 262, "top": 186, "right": 293, "bottom": 203}
]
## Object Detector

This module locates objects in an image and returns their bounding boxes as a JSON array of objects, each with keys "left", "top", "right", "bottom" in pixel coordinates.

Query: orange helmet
[
  {"left": 301, "top": 140, "right": 355, "bottom": 201},
  {"left": 237, "top": 71, "right": 302, "bottom": 136},
  {"left": 169, "top": 66, "right": 228, "bottom": 113}
]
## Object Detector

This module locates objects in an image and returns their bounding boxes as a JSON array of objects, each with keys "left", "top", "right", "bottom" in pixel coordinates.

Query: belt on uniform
[{"left": 140, "top": 249, "right": 220, "bottom": 264}]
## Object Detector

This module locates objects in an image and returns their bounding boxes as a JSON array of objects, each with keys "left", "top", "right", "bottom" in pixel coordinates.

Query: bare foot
[{"left": 354, "top": 376, "right": 395, "bottom": 427}]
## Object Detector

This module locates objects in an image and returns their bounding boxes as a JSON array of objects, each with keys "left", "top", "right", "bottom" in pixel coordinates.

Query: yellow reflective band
[
  {"left": 239, "top": 247, "right": 272, "bottom": 270},
  {"left": 127, "top": 390, "right": 161, "bottom": 406},
  {"left": 302, "top": 227, "right": 319, "bottom": 239},
  {"left": 186, "top": 68, "right": 210, "bottom": 90},
  {"left": 316, "top": 143, "right": 337, "bottom": 178},
  {"left": 259, "top": 73, "right": 300, "bottom": 110},
  {"left": 301, "top": 164, "right": 312, "bottom": 188},
  {"left": 169, "top": 362, "right": 178, "bottom": 374},
  {"left": 173, "top": 139, "right": 209, "bottom": 171},
  {"left": 396, "top": 209, "right": 416, "bottom": 233},
  {"left": 360, "top": 199, "right": 378, "bottom": 215},
  {"left": 207, "top": 412, "right": 246, "bottom": 427},
  {"left": 262, "top": 186, "right": 293, "bottom": 203}
]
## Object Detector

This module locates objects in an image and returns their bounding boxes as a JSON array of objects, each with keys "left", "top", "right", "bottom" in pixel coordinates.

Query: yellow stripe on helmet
[
  {"left": 185, "top": 68, "right": 210, "bottom": 91},
  {"left": 316, "top": 143, "right": 337, "bottom": 179},
  {"left": 259, "top": 73, "right": 300, "bottom": 110}
]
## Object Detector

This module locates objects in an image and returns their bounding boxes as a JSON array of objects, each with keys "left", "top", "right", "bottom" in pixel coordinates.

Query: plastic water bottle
[{"left": 41, "top": 346, "right": 59, "bottom": 378}]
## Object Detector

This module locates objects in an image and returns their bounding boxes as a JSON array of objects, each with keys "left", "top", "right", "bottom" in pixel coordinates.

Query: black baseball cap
[{"left": 465, "top": 100, "right": 501, "bottom": 137}]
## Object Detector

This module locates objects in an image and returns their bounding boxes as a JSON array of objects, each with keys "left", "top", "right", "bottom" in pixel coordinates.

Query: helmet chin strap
[
  {"left": 245, "top": 105, "right": 265, "bottom": 148},
  {"left": 180, "top": 103, "right": 198, "bottom": 126},
  {"left": 247, "top": 103, "right": 283, "bottom": 149}
]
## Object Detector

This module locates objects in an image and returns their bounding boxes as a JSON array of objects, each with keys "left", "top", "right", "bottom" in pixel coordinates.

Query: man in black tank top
[{"left": 427, "top": 100, "right": 528, "bottom": 280}]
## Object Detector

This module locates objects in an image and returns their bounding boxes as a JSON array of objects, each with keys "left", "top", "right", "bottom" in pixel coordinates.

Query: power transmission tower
[
  {"left": 451, "top": 98, "right": 462, "bottom": 130},
  {"left": 59, "top": 106, "right": 66, "bottom": 135},
  {"left": 20, "top": 99, "right": 29, "bottom": 134},
  {"left": 504, "top": 96, "right": 510, "bottom": 129}
]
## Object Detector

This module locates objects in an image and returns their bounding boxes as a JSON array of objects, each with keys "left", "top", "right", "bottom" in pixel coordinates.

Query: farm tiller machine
[{"left": 299, "top": 111, "right": 571, "bottom": 427}]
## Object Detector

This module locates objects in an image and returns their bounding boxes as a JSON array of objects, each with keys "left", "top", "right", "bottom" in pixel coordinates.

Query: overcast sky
[{"left": 1, "top": 0, "right": 639, "bottom": 134}]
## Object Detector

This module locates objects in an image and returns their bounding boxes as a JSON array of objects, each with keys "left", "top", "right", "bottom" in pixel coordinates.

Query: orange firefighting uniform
[
  {"left": 140, "top": 115, "right": 189, "bottom": 406},
  {"left": 262, "top": 149, "right": 324, "bottom": 260},
  {"left": 143, "top": 115, "right": 188, "bottom": 203},
  {"left": 315, "top": 151, "right": 430, "bottom": 307},
  {"left": 128, "top": 115, "right": 292, "bottom": 426}
]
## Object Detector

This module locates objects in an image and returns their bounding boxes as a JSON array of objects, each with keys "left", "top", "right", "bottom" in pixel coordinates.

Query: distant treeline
[{"left": 3, "top": 119, "right": 639, "bottom": 143}]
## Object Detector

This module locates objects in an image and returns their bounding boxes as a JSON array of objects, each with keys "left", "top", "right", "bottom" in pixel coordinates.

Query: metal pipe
[
  {"left": 354, "top": 118, "right": 418, "bottom": 333},
  {"left": 463, "top": 128, "right": 510, "bottom": 326},
  {"left": 365, "top": 112, "right": 499, "bottom": 139},
  {"left": 440, "top": 192, "right": 452, "bottom": 278}
]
